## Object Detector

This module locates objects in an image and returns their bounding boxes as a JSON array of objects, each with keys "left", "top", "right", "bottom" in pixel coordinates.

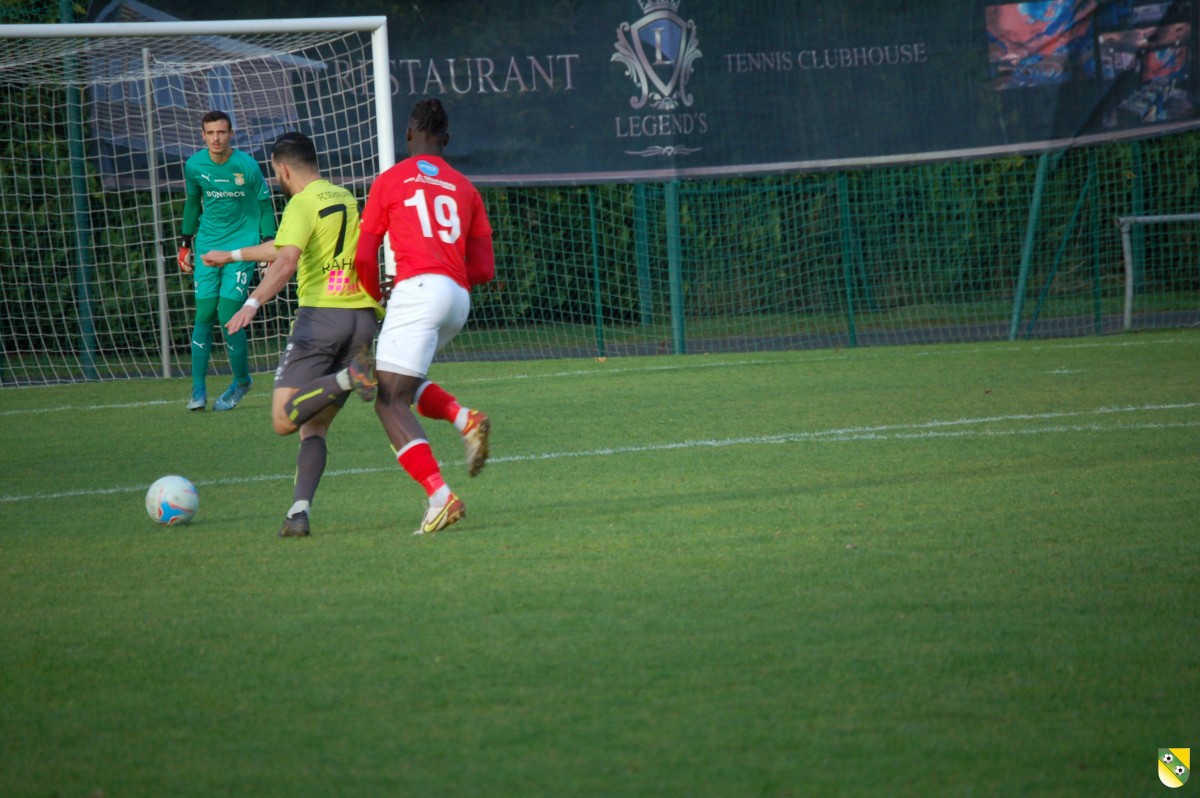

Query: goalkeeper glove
[{"left": 177, "top": 236, "right": 194, "bottom": 272}]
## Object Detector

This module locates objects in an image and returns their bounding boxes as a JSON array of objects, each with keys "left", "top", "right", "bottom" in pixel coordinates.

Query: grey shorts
[{"left": 274, "top": 306, "right": 377, "bottom": 395}]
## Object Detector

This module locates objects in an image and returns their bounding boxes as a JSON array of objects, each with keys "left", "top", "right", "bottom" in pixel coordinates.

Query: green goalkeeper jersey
[
  {"left": 275, "top": 178, "right": 380, "bottom": 312},
  {"left": 183, "top": 148, "right": 273, "bottom": 251}
]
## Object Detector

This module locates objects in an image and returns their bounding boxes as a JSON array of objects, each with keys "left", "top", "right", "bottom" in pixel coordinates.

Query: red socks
[
  {"left": 397, "top": 440, "right": 445, "bottom": 497},
  {"left": 415, "top": 381, "right": 462, "bottom": 423}
]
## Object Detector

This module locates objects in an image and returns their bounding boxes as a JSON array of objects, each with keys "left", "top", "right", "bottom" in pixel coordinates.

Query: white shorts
[{"left": 375, "top": 273, "right": 470, "bottom": 378}]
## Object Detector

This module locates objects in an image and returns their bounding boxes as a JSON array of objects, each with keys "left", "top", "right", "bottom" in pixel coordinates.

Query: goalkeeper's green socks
[
  {"left": 190, "top": 316, "right": 214, "bottom": 393},
  {"left": 218, "top": 297, "right": 251, "bottom": 385}
]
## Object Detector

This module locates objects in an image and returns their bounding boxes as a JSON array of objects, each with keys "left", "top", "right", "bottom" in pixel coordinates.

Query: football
[{"left": 145, "top": 475, "right": 199, "bottom": 525}]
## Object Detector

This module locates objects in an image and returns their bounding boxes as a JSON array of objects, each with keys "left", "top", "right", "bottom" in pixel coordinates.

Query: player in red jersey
[{"left": 354, "top": 98, "right": 496, "bottom": 535}]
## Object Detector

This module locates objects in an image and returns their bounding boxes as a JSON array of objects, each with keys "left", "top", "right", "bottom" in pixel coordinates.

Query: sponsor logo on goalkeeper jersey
[
  {"left": 205, "top": 189, "right": 248, "bottom": 199},
  {"left": 1160, "top": 749, "right": 1190, "bottom": 788},
  {"left": 611, "top": 0, "right": 707, "bottom": 159}
]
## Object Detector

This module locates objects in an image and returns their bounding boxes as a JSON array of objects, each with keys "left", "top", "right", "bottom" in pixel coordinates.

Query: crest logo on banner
[
  {"left": 611, "top": 0, "right": 707, "bottom": 159},
  {"left": 612, "top": 0, "right": 702, "bottom": 112},
  {"left": 1160, "top": 749, "right": 1191, "bottom": 789}
]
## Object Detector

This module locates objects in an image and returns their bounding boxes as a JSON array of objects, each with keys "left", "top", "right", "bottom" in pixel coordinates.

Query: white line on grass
[
  {"left": 453, "top": 335, "right": 1200, "bottom": 385},
  {"left": 0, "top": 399, "right": 180, "bottom": 416},
  {"left": 2, "top": 403, "right": 1196, "bottom": 504},
  {"left": 4, "top": 335, "right": 1196, "bottom": 415},
  {"left": 487, "top": 418, "right": 1200, "bottom": 462}
]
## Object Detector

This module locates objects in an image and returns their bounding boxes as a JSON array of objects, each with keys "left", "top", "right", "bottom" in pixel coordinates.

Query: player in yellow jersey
[{"left": 202, "top": 132, "right": 382, "bottom": 538}]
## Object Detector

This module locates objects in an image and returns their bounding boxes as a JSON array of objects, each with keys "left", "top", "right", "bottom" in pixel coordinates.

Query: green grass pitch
[{"left": 1, "top": 331, "right": 1198, "bottom": 797}]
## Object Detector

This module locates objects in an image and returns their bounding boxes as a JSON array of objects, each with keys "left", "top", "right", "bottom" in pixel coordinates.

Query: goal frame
[
  {"left": 0, "top": 17, "right": 393, "bottom": 379},
  {"left": 1116, "top": 213, "right": 1200, "bottom": 331}
]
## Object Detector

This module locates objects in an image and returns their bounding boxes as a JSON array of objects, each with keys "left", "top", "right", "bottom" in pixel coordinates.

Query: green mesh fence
[
  {"left": 445, "top": 138, "right": 1199, "bottom": 363},
  {"left": 1, "top": 41, "right": 1198, "bottom": 385}
]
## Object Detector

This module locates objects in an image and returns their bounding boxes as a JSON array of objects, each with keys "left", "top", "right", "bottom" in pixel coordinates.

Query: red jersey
[{"left": 359, "top": 155, "right": 492, "bottom": 290}]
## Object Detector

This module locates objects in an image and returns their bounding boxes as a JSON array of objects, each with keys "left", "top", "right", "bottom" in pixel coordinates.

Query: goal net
[
  {"left": 3, "top": 17, "right": 1198, "bottom": 387},
  {"left": 0, "top": 17, "right": 391, "bottom": 385}
]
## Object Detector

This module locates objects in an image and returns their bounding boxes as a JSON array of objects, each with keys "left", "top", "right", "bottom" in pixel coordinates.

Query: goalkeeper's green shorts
[{"left": 193, "top": 260, "right": 254, "bottom": 303}]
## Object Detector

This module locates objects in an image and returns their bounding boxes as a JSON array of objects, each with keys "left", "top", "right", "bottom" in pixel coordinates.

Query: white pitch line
[
  {"left": 486, "top": 418, "right": 1200, "bottom": 462},
  {"left": 0, "top": 399, "right": 181, "bottom": 416},
  {"left": 3, "top": 335, "right": 1196, "bottom": 415},
  {"left": 1, "top": 404, "right": 1196, "bottom": 504},
  {"left": 0, "top": 358, "right": 782, "bottom": 415}
]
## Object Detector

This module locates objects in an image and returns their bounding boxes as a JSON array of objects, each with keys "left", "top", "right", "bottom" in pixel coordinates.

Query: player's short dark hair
[
  {"left": 201, "top": 110, "right": 232, "bottom": 129},
  {"left": 409, "top": 98, "right": 449, "bottom": 140},
  {"left": 271, "top": 131, "right": 318, "bottom": 170}
]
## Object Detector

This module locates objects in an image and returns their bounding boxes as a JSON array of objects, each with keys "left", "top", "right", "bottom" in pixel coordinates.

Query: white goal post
[
  {"left": 0, "top": 17, "right": 392, "bottom": 386},
  {"left": 1116, "top": 213, "right": 1200, "bottom": 331}
]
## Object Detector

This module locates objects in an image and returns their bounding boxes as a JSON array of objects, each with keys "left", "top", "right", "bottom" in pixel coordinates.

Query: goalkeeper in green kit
[{"left": 177, "top": 110, "right": 277, "bottom": 411}]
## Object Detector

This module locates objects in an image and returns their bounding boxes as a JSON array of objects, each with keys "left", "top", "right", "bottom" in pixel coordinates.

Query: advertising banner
[{"left": 374, "top": 0, "right": 1198, "bottom": 184}]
